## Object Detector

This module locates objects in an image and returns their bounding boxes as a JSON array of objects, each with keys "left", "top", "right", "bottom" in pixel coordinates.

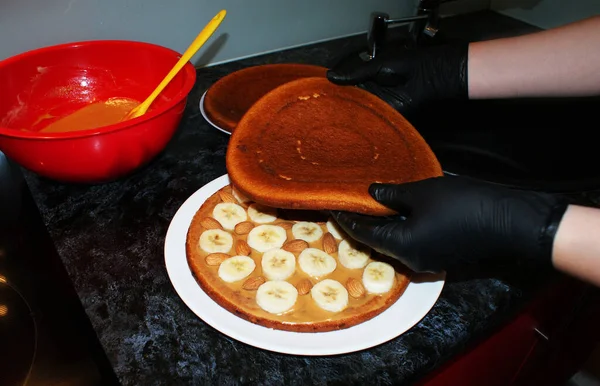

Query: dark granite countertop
[{"left": 20, "top": 10, "right": 595, "bottom": 386}]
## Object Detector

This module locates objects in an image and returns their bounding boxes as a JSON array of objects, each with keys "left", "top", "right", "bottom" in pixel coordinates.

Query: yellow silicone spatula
[{"left": 124, "top": 9, "right": 227, "bottom": 120}]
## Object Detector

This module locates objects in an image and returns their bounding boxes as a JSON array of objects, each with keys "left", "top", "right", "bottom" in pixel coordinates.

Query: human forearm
[
  {"left": 552, "top": 205, "right": 600, "bottom": 287},
  {"left": 468, "top": 15, "right": 600, "bottom": 99}
]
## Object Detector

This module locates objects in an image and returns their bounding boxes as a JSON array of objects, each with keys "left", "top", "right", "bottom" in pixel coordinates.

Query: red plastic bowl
[{"left": 0, "top": 40, "right": 196, "bottom": 183}]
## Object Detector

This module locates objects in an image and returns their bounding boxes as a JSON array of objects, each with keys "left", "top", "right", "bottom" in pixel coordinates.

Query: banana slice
[
  {"left": 231, "top": 186, "right": 251, "bottom": 204},
  {"left": 256, "top": 280, "right": 298, "bottom": 314},
  {"left": 338, "top": 239, "right": 371, "bottom": 269},
  {"left": 213, "top": 202, "right": 247, "bottom": 230},
  {"left": 247, "top": 203, "right": 279, "bottom": 224},
  {"left": 310, "top": 279, "right": 349, "bottom": 312},
  {"left": 362, "top": 261, "right": 396, "bottom": 294},
  {"left": 298, "top": 248, "right": 337, "bottom": 277},
  {"left": 247, "top": 225, "right": 287, "bottom": 253},
  {"left": 199, "top": 229, "right": 234, "bottom": 254},
  {"left": 261, "top": 249, "right": 296, "bottom": 280},
  {"left": 292, "top": 221, "right": 324, "bottom": 243},
  {"left": 217, "top": 255, "right": 256, "bottom": 283},
  {"left": 326, "top": 218, "right": 346, "bottom": 240}
]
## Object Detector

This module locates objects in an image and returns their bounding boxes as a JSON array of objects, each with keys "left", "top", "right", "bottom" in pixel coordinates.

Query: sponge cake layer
[{"left": 226, "top": 77, "right": 443, "bottom": 215}]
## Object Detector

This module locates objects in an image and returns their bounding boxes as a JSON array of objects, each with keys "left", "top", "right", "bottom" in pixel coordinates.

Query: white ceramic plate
[
  {"left": 199, "top": 90, "right": 232, "bottom": 135},
  {"left": 164, "top": 174, "right": 446, "bottom": 356}
]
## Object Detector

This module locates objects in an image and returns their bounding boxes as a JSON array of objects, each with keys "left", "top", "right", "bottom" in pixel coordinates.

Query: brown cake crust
[
  {"left": 185, "top": 184, "right": 411, "bottom": 333},
  {"left": 226, "top": 77, "right": 443, "bottom": 216},
  {"left": 203, "top": 63, "right": 327, "bottom": 133}
]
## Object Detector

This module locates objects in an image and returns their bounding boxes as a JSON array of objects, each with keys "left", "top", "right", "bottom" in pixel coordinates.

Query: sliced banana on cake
[
  {"left": 310, "top": 279, "right": 349, "bottom": 312},
  {"left": 256, "top": 280, "right": 298, "bottom": 314},
  {"left": 213, "top": 202, "right": 247, "bottom": 230},
  {"left": 326, "top": 218, "right": 346, "bottom": 240},
  {"left": 362, "top": 261, "right": 396, "bottom": 294},
  {"left": 231, "top": 186, "right": 251, "bottom": 203},
  {"left": 338, "top": 239, "right": 371, "bottom": 269},
  {"left": 298, "top": 248, "right": 337, "bottom": 277},
  {"left": 292, "top": 221, "right": 324, "bottom": 243},
  {"left": 247, "top": 203, "right": 279, "bottom": 224},
  {"left": 199, "top": 229, "right": 234, "bottom": 254},
  {"left": 217, "top": 255, "right": 256, "bottom": 283},
  {"left": 247, "top": 224, "right": 287, "bottom": 253},
  {"left": 261, "top": 249, "right": 296, "bottom": 280}
]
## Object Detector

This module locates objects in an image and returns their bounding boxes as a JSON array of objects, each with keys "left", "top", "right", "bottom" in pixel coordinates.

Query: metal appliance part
[{"left": 362, "top": 0, "right": 456, "bottom": 60}]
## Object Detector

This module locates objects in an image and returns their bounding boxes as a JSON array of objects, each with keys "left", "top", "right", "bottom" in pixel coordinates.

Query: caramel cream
[{"left": 38, "top": 97, "right": 139, "bottom": 133}]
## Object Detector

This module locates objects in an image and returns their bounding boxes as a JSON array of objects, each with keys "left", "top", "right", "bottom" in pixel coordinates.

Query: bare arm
[
  {"left": 552, "top": 205, "right": 600, "bottom": 287},
  {"left": 468, "top": 15, "right": 600, "bottom": 99}
]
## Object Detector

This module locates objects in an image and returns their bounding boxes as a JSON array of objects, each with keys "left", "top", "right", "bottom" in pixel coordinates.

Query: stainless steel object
[
  {"left": 533, "top": 327, "right": 550, "bottom": 341},
  {"left": 361, "top": 0, "right": 457, "bottom": 61}
]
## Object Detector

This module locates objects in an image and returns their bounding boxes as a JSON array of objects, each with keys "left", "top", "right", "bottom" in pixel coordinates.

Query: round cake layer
[
  {"left": 204, "top": 63, "right": 327, "bottom": 133},
  {"left": 226, "top": 77, "right": 443, "bottom": 215},
  {"left": 185, "top": 184, "right": 411, "bottom": 333}
]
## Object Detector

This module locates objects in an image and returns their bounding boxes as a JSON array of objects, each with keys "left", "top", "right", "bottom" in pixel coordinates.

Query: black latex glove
[
  {"left": 327, "top": 43, "right": 469, "bottom": 117},
  {"left": 332, "top": 176, "right": 569, "bottom": 273}
]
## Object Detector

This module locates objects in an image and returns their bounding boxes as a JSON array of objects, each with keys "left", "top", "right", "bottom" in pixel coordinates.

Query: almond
[
  {"left": 200, "top": 217, "right": 222, "bottom": 230},
  {"left": 276, "top": 222, "right": 294, "bottom": 230},
  {"left": 346, "top": 277, "right": 366, "bottom": 298},
  {"left": 322, "top": 232, "right": 337, "bottom": 254},
  {"left": 218, "top": 190, "right": 237, "bottom": 203},
  {"left": 282, "top": 239, "right": 309, "bottom": 253},
  {"left": 235, "top": 240, "right": 251, "bottom": 256},
  {"left": 234, "top": 221, "right": 254, "bottom": 235},
  {"left": 205, "top": 253, "right": 229, "bottom": 266},
  {"left": 243, "top": 276, "right": 265, "bottom": 290},
  {"left": 296, "top": 279, "right": 312, "bottom": 295}
]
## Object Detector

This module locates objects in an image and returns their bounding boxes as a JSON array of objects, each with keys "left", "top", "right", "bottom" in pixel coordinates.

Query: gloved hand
[
  {"left": 332, "top": 175, "right": 570, "bottom": 273},
  {"left": 327, "top": 43, "right": 469, "bottom": 117}
]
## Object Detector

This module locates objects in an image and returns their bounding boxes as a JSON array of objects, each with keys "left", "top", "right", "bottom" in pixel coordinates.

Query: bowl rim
[{"left": 0, "top": 39, "right": 197, "bottom": 140}]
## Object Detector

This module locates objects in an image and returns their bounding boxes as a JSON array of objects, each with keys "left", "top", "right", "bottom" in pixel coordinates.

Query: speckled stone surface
[{"left": 21, "top": 10, "right": 598, "bottom": 386}]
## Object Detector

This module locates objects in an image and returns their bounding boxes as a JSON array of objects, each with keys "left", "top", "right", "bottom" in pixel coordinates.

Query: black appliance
[
  {"left": 0, "top": 152, "right": 120, "bottom": 386},
  {"left": 411, "top": 96, "right": 600, "bottom": 194}
]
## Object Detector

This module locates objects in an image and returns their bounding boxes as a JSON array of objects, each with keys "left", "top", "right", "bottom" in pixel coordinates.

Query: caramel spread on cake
[
  {"left": 186, "top": 184, "right": 411, "bottom": 332},
  {"left": 203, "top": 63, "right": 327, "bottom": 133},
  {"left": 226, "top": 77, "right": 443, "bottom": 216}
]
